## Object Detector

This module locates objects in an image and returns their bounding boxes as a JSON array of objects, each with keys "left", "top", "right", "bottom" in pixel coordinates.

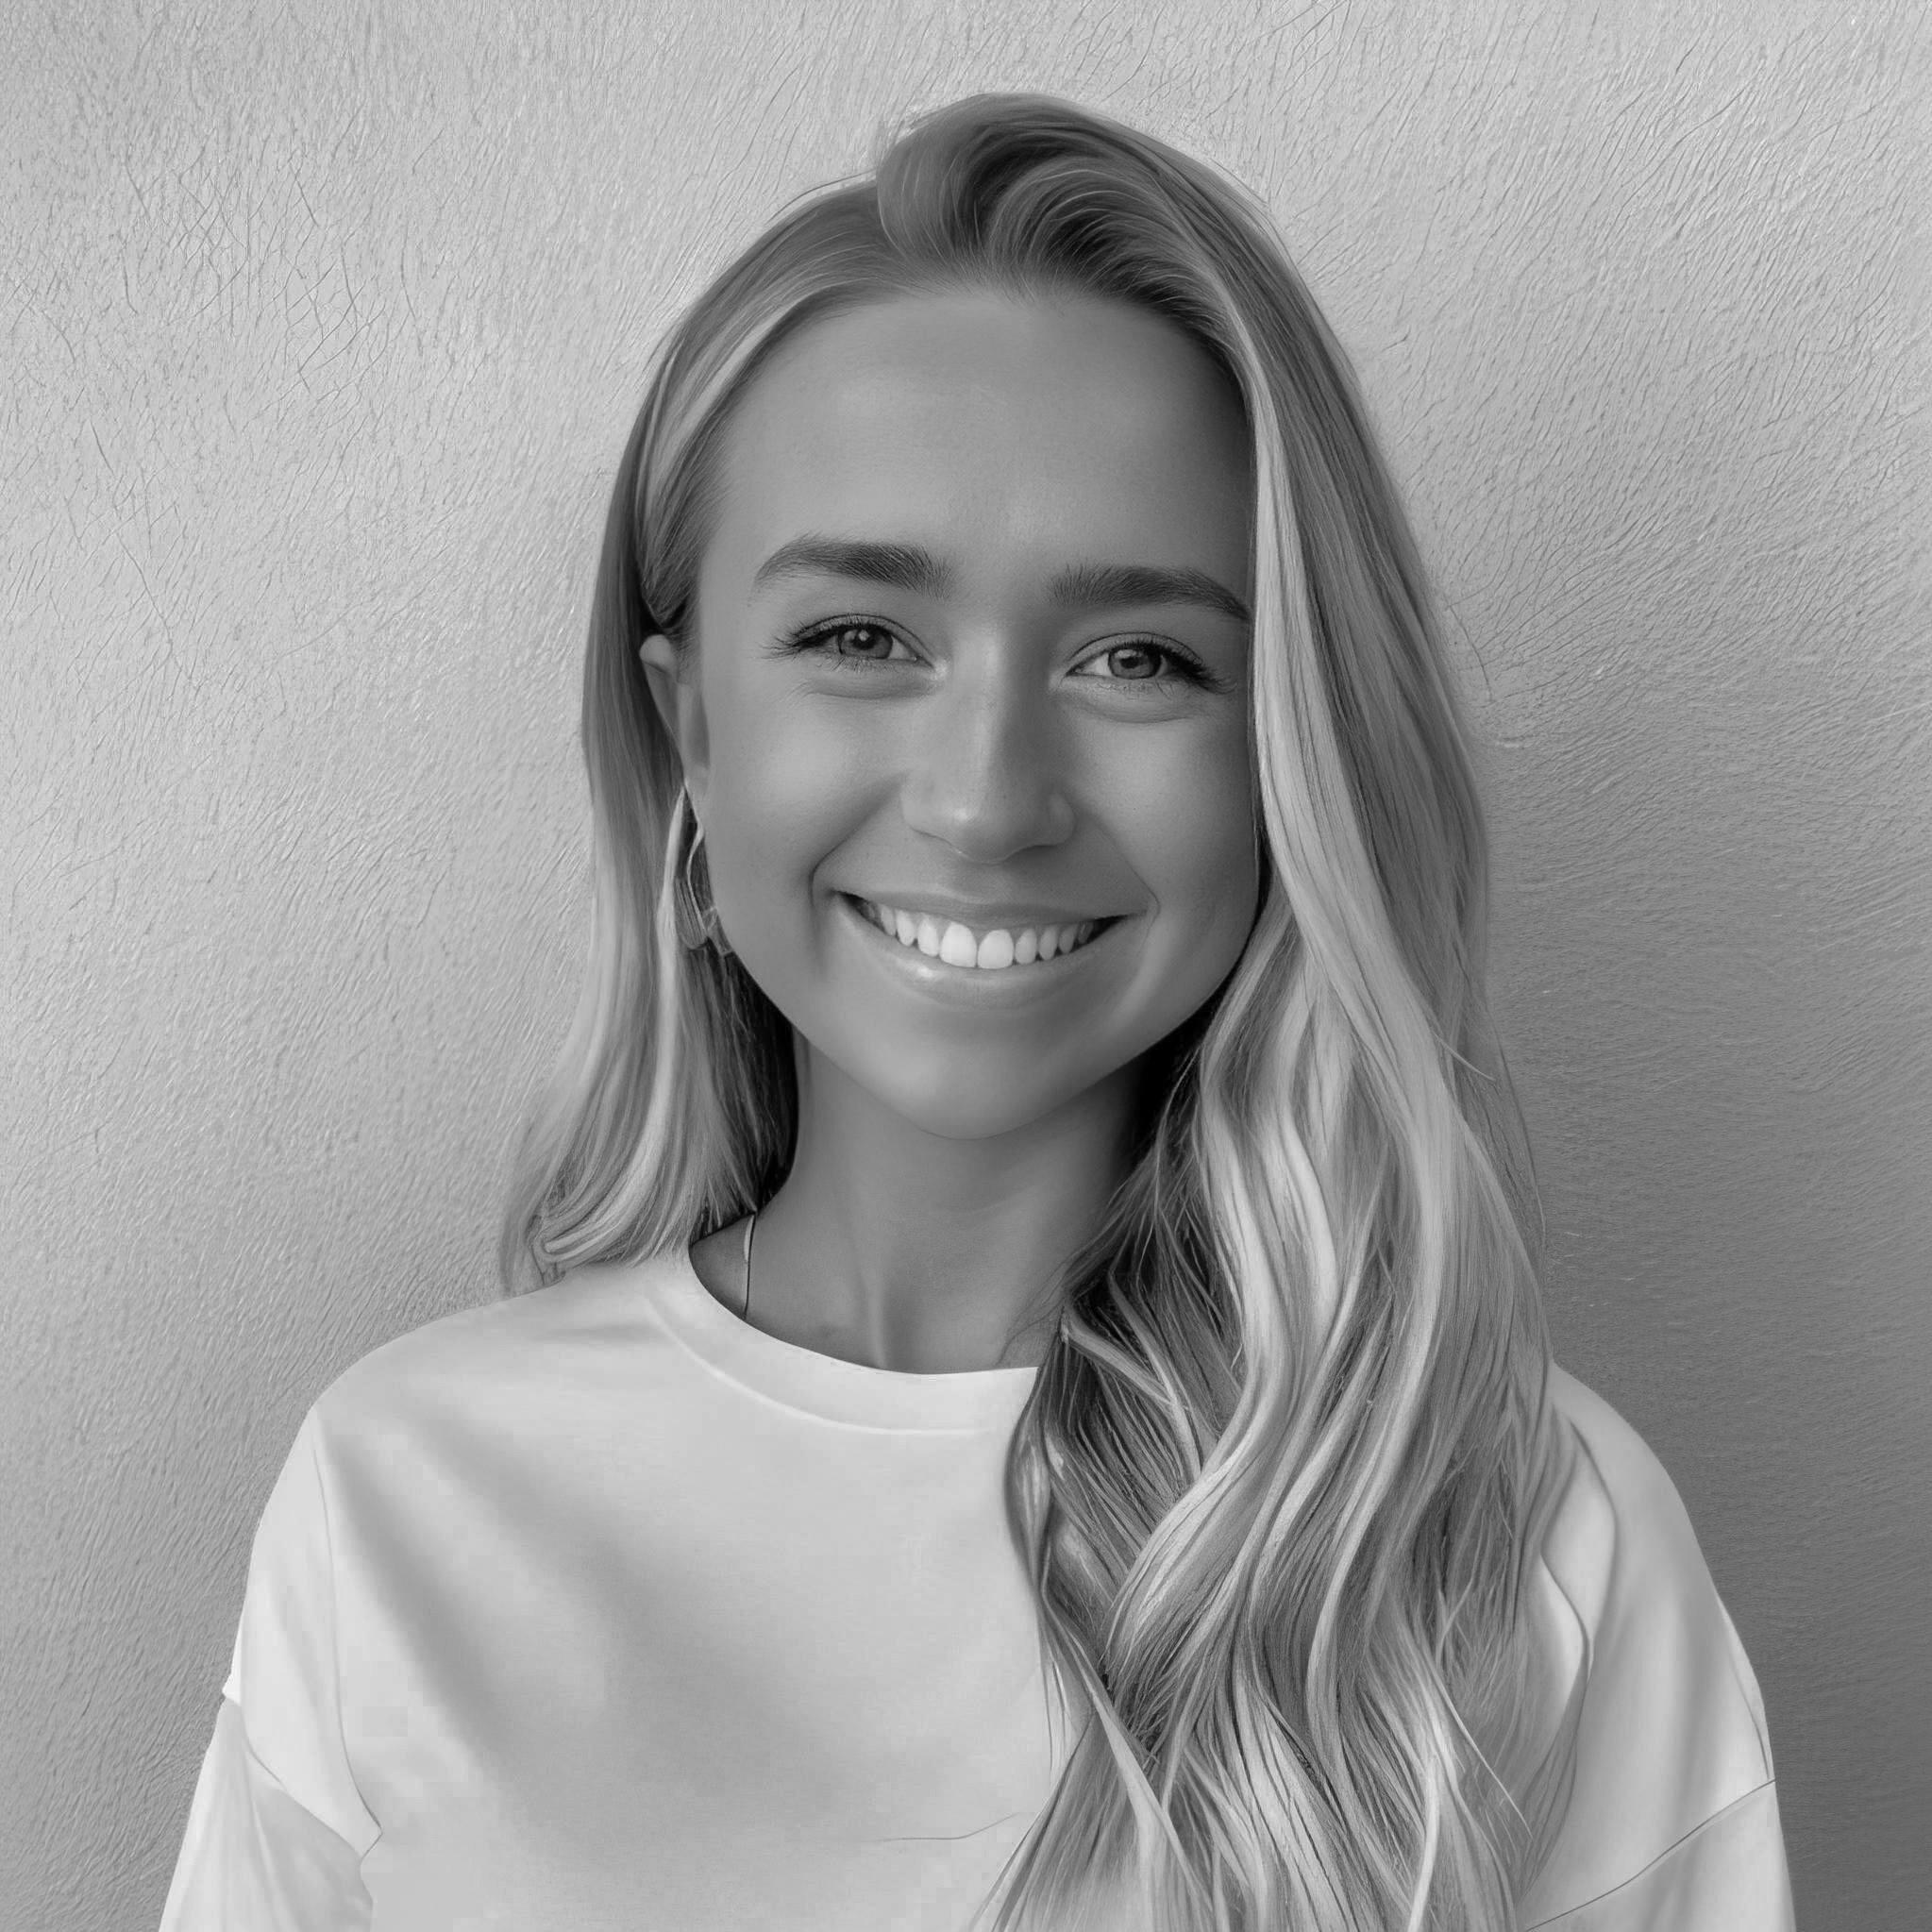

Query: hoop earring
[{"left": 672, "top": 784, "right": 732, "bottom": 957}]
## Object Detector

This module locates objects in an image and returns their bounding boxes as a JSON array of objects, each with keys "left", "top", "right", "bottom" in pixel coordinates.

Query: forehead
[{"left": 704, "top": 291, "right": 1253, "bottom": 599}]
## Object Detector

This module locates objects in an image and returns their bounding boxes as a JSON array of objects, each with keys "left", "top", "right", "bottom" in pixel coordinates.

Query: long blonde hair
[{"left": 503, "top": 92, "right": 1567, "bottom": 1932}]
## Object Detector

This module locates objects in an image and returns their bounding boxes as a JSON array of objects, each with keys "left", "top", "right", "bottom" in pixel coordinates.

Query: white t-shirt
[{"left": 159, "top": 1248, "right": 1793, "bottom": 1930}]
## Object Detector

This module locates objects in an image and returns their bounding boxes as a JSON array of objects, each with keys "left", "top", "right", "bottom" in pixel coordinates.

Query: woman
[{"left": 160, "top": 94, "right": 1792, "bottom": 1931}]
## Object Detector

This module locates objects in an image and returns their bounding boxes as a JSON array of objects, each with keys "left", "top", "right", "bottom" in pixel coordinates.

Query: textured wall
[{"left": 4, "top": 1, "right": 1925, "bottom": 1924}]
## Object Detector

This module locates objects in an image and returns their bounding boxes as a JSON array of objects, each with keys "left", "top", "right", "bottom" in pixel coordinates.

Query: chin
[
  {"left": 872, "top": 1075, "right": 1077, "bottom": 1143},
  {"left": 869, "top": 1036, "right": 1157, "bottom": 1142}
]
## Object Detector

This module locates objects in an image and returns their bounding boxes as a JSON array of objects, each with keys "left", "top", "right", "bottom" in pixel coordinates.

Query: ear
[{"left": 638, "top": 633, "right": 712, "bottom": 814}]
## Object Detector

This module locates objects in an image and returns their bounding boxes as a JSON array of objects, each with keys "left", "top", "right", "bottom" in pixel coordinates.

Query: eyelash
[{"left": 775, "top": 617, "right": 1219, "bottom": 691}]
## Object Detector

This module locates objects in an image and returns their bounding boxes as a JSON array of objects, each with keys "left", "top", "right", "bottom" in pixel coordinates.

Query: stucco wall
[{"left": 4, "top": 2, "right": 1925, "bottom": 1924}]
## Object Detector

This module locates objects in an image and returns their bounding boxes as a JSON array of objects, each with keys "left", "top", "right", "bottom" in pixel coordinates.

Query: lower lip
[{"left": 835, "top": 894, "right": 1128, "bottom": 1004}]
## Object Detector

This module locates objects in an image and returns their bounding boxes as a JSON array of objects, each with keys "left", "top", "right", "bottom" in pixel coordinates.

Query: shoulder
[
  {"left": 303, "top": 1251, "right": 683, "bottom": 1444},
  {"left": 233, "top": 1258, "right": 665, "bottom": 1564},
  {"left": 1537, "top": 1367, "right": 1772, "bottom": 1755},
  {"left": 232, "top": 1251, "right": 690, "bottom": 1627},
  {"left": 208, "top": 1262, "right": 670, "bottom": 1864},
  {"left": 1516, "top": 1365, "right": 1789, "bottom": 1927},
  {"left": 1539, "top": 1364, "right": 1732, "bottom": 1640}
]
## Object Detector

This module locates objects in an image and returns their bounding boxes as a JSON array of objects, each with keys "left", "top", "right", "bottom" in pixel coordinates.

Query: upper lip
[{"left": 841, "top": 890, "right": 1127, "bottom": 929}]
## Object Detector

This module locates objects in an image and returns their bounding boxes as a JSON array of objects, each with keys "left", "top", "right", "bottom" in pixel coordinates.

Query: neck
[{"left": 750, "top": 1042, "right": 1140, "bottom": 1374}]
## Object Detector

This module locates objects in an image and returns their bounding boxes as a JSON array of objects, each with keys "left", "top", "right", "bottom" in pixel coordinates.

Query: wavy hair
[{"left": 502, "top": 92, "right": 1569, "bottom": 1932}]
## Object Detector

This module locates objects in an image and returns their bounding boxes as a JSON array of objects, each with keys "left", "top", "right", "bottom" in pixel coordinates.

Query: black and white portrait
[{"left": 4, "top": 6, "right": 1924, "bottom": 1928}]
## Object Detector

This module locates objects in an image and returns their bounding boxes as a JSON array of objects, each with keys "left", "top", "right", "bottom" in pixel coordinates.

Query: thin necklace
[{"left": 740, "top": 1208, "right": 757, "bottom": 1321}]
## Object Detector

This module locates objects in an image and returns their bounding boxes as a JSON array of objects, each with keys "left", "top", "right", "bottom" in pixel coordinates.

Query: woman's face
[{"left": 648, "top": 290, "right": 1259, "bottom": 1141}]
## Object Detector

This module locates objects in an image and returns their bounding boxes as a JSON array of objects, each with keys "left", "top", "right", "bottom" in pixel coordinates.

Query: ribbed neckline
[{"left": 645, "top": 1243, "right": 1040, "bottom": 1433}]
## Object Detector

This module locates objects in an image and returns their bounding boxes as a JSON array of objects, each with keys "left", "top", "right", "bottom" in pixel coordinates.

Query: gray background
[{"left": 4, "top": 1, "right": 1926, "bottom": 1924}]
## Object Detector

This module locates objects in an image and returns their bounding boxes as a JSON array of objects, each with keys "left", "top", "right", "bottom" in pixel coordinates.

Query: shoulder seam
[
  {"left": 1520, "top": 1778, "right": 1778, "bottom": 1929},
  {"left": 305, "top": 1412, "right": 383, "bottom": 1856},
  {"left": 217, "top": 1690, "right": 378, "bottom": 1877}
]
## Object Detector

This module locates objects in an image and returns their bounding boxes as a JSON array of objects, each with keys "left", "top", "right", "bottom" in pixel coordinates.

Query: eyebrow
[{"left": 749, "top": 536, "right": 1251, "bottom": 627}]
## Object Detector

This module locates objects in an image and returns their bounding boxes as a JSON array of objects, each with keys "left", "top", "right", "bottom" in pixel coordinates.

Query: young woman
[{"left": 161, "top": 94, "right": 1793, "bottom": 1932}]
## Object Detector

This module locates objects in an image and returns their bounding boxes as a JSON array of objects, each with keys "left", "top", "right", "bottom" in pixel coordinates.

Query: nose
[{"left": 898, "top": 644, "right": 1076, "bottom": 861}]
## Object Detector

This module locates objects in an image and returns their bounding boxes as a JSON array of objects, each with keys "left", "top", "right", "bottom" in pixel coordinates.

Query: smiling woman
[
  {"left": 159, "top": 95, "right": 1794, "bottom": 1932},
  {"left": 634, "top": 289, "right": 1261, "bottom": 1308}
]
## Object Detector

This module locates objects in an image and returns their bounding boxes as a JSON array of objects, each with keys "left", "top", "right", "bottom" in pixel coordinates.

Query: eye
[
  {"left": 1072, "top": 640, "right": 1213, "bottom": 687},
  {"left": 781, "top": 618, "right": 916, "bottom": 665}
]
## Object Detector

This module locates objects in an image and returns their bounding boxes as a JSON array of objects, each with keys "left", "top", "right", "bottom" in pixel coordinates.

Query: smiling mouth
[{"left": 843, "top": 895, "right": 1122, "bottom": 971}]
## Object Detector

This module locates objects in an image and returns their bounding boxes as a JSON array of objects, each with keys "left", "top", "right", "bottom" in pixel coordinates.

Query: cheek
[
  {"left": 1120, "top": 735, "right": 1259, "bottom": 943},
  {"left": 702, "top": 715, "right": 854, "bottom": 911}
]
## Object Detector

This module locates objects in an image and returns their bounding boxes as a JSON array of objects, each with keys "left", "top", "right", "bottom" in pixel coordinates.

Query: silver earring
[{"left": 673, "top": 785, "right": 731, "bottom": 957}]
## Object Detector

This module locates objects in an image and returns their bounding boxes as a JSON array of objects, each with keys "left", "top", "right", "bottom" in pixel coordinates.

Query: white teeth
[
  {"left": 976, "top": 929, "right": 1015, "bottom": 970},
  {"left": 857, "top": 899, "right": 1107, "bottom": 970}
]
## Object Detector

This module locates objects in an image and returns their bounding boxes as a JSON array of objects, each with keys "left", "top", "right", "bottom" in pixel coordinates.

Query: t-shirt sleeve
[
  {"left": 159, "top": 1409, "right": 379, "bottom": 1930},
  {"left": 1516, "top": 1369, "right": 1794, "bottom": 1932}
]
